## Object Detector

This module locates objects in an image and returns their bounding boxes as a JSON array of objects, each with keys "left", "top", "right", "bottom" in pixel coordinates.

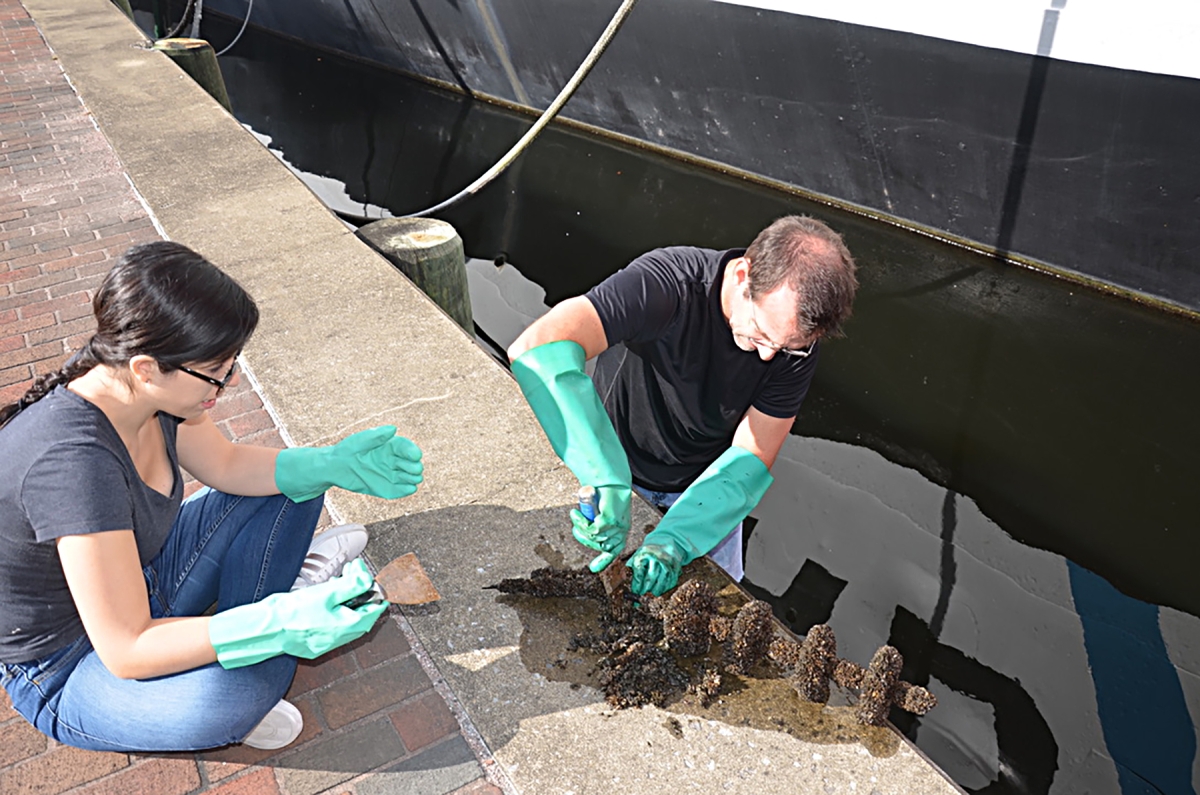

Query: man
[{"left": 508, "top": 215, "right": 857, "bottom": 596}]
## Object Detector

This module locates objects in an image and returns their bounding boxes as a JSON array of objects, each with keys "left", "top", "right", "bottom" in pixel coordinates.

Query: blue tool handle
[
  {"left": 577, "top": 485, "right": 617, "bottom": 571},
  {"left": 577, "top": 486, "right": 598, "bottom": 522}
]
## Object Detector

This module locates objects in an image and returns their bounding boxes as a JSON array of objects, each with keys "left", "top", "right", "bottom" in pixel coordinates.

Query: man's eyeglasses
[
  {"left": 746, "top": 301, "right": 816, "bottom": 359},
  {"left": 749, "top": 334, "right": 816, "bottom": 359},
  {"left": 178, "top": 358, "right": 239, "bottom": 391}
]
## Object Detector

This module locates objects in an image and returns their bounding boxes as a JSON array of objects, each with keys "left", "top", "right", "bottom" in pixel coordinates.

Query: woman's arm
[
  {"left": 56, "top": 530, "right": 216, "bottom": 679},
  {"left": 176, "top": 413, "right": 281, "bottom": 495}
]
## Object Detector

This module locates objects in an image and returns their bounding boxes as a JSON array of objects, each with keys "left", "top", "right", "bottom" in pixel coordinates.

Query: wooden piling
[
  {"left": 152, "top": 38, "right": 232, "bottom": 113},
  {"left": 357, "top": 218, "right": 475, "bottom": 333}
]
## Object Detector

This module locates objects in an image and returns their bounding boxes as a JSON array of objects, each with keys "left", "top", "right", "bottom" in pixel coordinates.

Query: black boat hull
[{"left": 203, "top": 0, "right": 1200, "bottom": 314}]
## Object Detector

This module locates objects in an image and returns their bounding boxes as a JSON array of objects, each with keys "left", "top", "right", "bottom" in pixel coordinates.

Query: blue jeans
[
  {"left": 633, "top": 485, "right": 744, "bottom": 581},
  {"left": 0, "top": 488, "right": 322, "bottom": 752}
]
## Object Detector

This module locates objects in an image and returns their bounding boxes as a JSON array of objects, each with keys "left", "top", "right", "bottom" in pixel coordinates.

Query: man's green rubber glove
[
  {"left": 209, "top": 559, "right": 385, "bottom": 669},
  {"left": 511, "top": 341, "right": 632, "bottom": 572},
  {"left": 275, "top": 425, "right": 423, "bottom": 503},
  {"left": 628, "top": 446, "right": 774, "bottom": 596}
]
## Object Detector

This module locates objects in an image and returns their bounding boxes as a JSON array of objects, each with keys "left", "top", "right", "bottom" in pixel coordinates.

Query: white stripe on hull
[{"left": 713, "top": 0, "right": 1200, "bottom": 79}]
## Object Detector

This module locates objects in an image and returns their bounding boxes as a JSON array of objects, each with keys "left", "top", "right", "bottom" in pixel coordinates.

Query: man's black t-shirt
[{"left": 586, "top": 246, "right": 817, "bottom": 492}]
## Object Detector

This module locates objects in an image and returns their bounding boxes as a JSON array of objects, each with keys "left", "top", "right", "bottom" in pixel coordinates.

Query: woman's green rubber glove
[
  {"left": 209, "top": 559, "right": 385, "bottom": 669},
  {"left": 628, "top": 446, "right": 774, "bottom": 596},
  {"left": 275, "top": 425, "right": 423, "bottom": 502},
  {"left": 511, "top": 341, "right": 632, "bottom": 572}
]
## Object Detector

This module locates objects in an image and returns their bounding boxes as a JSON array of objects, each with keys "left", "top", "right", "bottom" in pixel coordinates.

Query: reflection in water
[
  {"left": 1070, "top": 564, "right": 1196, "bottom": 794},
  {"left": 173, "top": 14, "right": 1200, "bottom": 794}
]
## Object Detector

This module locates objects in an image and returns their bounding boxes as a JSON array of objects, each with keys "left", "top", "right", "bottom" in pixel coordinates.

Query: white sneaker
[
  {"left": 291, "top": 523, "right": 369, "bottom": 591},
  {"left": 243, "top": 699, "right": 303, "bottom": 750}
]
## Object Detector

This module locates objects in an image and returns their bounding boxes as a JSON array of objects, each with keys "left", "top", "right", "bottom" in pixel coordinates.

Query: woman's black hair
[{"left": 0, "top": 241, "right": 259, "bottom": 428}]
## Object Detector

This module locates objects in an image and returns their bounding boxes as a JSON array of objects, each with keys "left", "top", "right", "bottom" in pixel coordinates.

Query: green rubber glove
[
  {"left": 275, "top": 425, "right": 423, "bottom": 502},
  {"left": 209, "top": 559, "right": 386, "bottom": 669},
  {"left": 627, "top": 541, "right": 688, "bottom": 598},
  {"left": 628, "top": 446, "right": 774, "bottom": 596},
  {"left": 511, "top": 341, "right": 632, "bottom": 572}
]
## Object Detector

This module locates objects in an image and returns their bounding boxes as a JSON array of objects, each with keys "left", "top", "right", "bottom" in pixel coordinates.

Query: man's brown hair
[{"left": 745, "top": 215, "right": 858, "bottom": 338}]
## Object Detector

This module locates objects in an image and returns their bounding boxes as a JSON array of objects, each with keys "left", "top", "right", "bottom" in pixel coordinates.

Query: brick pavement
[
  {"left": 0, "top": 3, "right": 501, "bottom": 793},
  {"left": 0, "top": 1, "right": 158, "bottom": 407}
]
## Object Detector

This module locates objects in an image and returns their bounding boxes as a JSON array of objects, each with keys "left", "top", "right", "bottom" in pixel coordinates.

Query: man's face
[{"left": 731, "top": 281, "right": 816, "bottom": 362}]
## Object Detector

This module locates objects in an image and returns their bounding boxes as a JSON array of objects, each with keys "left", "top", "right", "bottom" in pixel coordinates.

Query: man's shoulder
[
  {"left": 634, "top": 245, "right": 724, "bottom": 269},
  {"left": 628, "top": 245, "right": 741, "bottom": 288}
]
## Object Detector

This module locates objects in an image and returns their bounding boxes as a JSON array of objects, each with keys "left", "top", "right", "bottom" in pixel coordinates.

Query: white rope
[
  {"left": 189, "top": 0, "right": 203, "bottom": 38},
  {"left": 405, "top": 0, "right": 640, "bottom": 217},
  {"left": 163, "top": 0, "right": 196, "bottom": 39},
  {"left": 216, "top": 0, "right": 255, "bottom": 56}
]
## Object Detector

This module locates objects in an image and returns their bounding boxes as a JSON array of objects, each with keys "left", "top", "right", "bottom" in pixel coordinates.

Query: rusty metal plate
[{"left": 376, "top": 552, "right": 441, "bottom": 605}]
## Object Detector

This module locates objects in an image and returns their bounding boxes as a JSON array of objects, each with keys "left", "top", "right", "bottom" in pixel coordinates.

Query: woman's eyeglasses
[{"left": 178, "top": 358, "right": 239, "bottom": 390}]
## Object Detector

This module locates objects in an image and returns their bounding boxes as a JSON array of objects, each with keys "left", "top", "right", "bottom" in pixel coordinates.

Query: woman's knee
[
  {"left": 182, "top": 658, "right": 298, "bottom": 744},
  {"left": 55, "top": 654, "right": 297, "bottom": 752},
  {"left": 283, "top": 492, "right": 324, "bottom": 531}
]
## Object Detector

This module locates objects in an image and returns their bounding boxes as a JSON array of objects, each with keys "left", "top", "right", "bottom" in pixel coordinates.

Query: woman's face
[{"left": 166, "top": 355, "right": 240, "bottom": 416}]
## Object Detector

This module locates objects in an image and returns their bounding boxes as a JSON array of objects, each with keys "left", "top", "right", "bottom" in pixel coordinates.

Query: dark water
[{"left": 150, "top": 11, "right": 1200, "bottom": 793}]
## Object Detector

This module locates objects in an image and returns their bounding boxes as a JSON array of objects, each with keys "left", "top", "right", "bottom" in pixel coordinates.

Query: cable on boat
[{"left": 403, "top": 0, "right": 640, "bottom": 218}]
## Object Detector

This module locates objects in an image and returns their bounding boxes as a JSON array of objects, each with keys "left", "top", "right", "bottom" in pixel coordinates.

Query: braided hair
[{"left": 0, "top": 241, "right": 259, "bottom": 428}]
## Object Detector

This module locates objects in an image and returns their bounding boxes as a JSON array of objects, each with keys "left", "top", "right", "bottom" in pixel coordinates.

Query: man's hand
[
  {"left": 569, "top": 483, "right": 631, "bottom": 571},
  {"left": 625, "top": 447, "right": 774, "bottom": 594},
  {"left": 628, "top": 541, "right": 687, "bottom": 596}
]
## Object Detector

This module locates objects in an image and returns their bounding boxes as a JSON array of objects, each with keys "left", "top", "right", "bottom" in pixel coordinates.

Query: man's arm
[
  {"left": 506, "top": 295, "right": 630, "bottom": 572},
  {"left": 626, "top": 407, "right": 790, "bottom": 596},
  {"left": 731, "top": 406, "right": 795, "bottom": 470},
  {"left": 507, "top": 296, "right": 609, "bottom": 362}
]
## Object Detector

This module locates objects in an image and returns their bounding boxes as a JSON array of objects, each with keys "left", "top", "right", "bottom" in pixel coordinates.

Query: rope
[
  {"left": 189, "top": 0, "right": 203, "bottom": 39},
  {"left": 215, "top": 0, "right": 255, "bottom": 56},
  {"left": 403, "top": 0, "right": 640, "bottom": 217},
  {"left": 163, "top": 0, "right": 197, "bottom": 39}
]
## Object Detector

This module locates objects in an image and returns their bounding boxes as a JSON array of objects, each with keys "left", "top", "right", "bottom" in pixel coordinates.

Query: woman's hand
[{"left": 274, "top": 426, "right": 424, "bottom": 502}]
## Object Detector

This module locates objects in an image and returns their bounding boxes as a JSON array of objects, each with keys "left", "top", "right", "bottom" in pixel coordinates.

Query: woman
[{"left": 0, "top": 241, "right": 424, "bottom": 752}]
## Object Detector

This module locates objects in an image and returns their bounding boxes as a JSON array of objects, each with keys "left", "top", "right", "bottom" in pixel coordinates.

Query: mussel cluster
[{"left": 488, "top": 565, "right": 937, "bottom": 725}]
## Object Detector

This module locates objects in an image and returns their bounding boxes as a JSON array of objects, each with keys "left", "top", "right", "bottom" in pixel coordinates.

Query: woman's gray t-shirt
[{"left": 0, "top": 386, "right": 183, "bottom": 663}]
